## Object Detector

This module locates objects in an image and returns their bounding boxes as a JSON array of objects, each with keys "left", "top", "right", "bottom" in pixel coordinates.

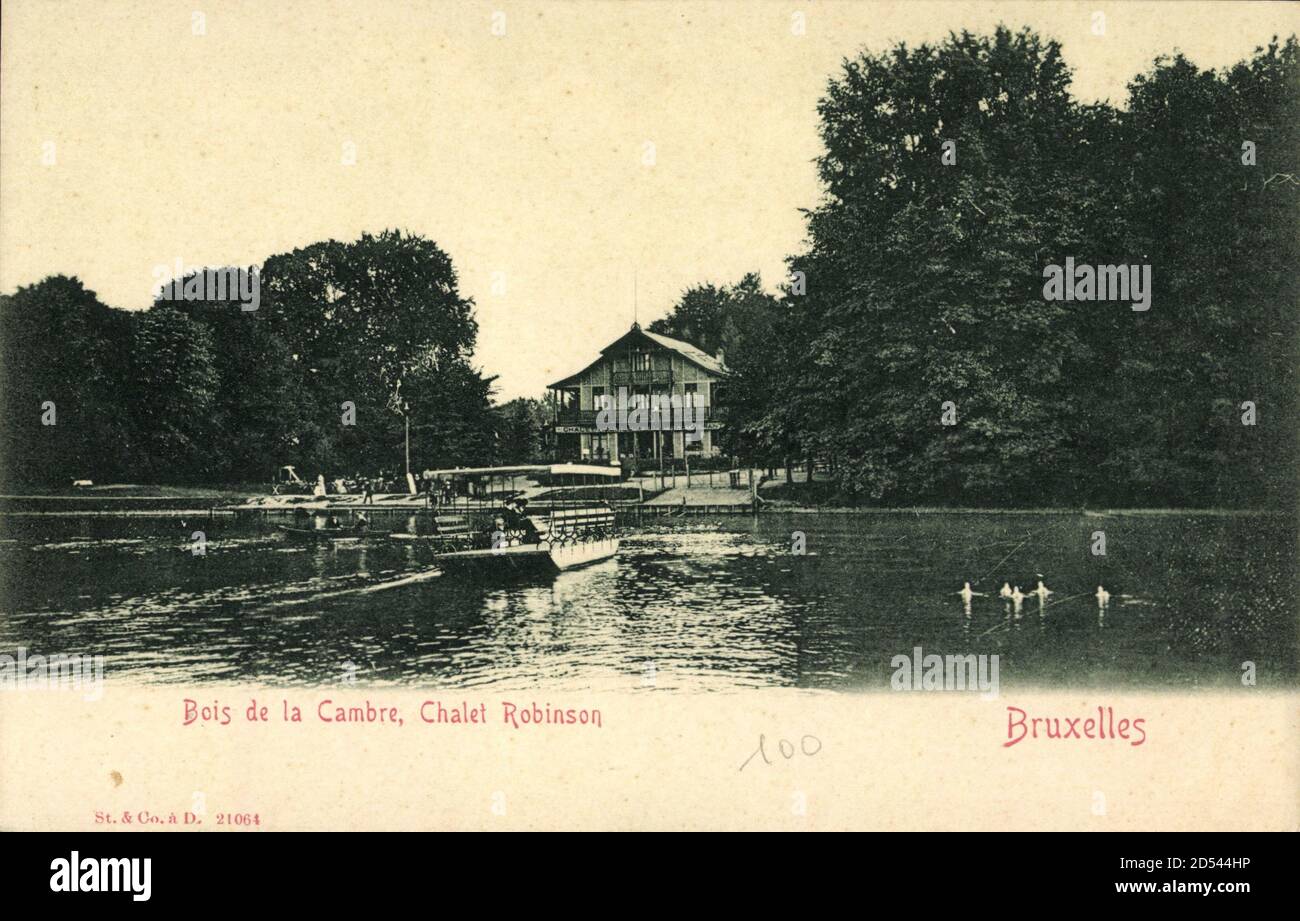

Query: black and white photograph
[{"left": 0, "top": 0, "right": 1296, "bottom": 852}]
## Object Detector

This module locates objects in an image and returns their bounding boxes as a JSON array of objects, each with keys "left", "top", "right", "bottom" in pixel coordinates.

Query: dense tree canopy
[
  {"left": 700, "top": 28, "right": 1298, "bottom": 507},
  {"left": 647, "top": 283, "right": 733, "bottom": 356},
  {"left": 0, "top": 231, "right": 498, "bottom": 487},
  {"left": 0, "top": 276, "right": 133, "bottom": 484},
  {"left": 492, "top": 397, "right": 552, "bottom": 464},
  {"left": 255, "top": 230, "right": 493, "bottom": 476}
]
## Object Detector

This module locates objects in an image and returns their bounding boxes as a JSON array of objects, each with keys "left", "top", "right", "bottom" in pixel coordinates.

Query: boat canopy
[
  {"left": 417, "top": 463, "right": 621, "bottom": 479},
  {"left": 419, "top": 465, "right": 548, "bottom": 478},
  {"left": 547, "top": 464, "right": 621, "bottom": 478}
]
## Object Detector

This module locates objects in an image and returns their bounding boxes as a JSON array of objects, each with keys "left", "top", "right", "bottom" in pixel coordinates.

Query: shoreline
[
  {"left": 0, "top": 494, "right": 1290, "bottom": 519},
  {"left": 755, "top": 505, "right": 1292, "bottom": 517}
]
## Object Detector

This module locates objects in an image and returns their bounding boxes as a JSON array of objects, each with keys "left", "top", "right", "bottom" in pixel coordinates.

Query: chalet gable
[{"left": 548, "top": 323, "right": 725, "bottom": 389}]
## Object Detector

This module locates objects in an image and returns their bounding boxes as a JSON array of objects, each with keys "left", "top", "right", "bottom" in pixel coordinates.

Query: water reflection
[{"left": 0, "top": 511, "right": 1294, "bottom": 691}]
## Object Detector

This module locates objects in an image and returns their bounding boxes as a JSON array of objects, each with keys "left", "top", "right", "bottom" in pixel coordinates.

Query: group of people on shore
[
  {"left": 277, "top": 471, "right": 456, "bottom": 507},
  {"left": 419, "top": 474, "right": 457, "bottom": 508},
  {"left": 308, "top": 472, "right": 400, "bottom": 499},
  {"left": 271, "top": 465, "right": 511, "bottom": 516}
]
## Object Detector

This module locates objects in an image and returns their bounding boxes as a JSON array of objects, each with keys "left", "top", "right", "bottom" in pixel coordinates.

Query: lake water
[{"left": 0, "top": 511, "right": 1293, "bottom": 691}]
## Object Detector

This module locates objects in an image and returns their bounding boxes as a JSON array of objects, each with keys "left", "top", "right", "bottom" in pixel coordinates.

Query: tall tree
[
  {"left": 771, "top": 27, "right": 1299, "bottom": 506},
  {"left": 163, "top": 271, "right": 308, "bottom": 482},
  {"left": 648, "top": 283, "right": 730, "bottom": 355},
  {"left": 259, "top": 230, "right": 493, "bottom": 478},
  {"left": 492, "top": 397, "right": 550, "bottom": 464},
  {"left": 0, "top": 276, "right": 133, "bottom": 486},
  {"left": 122, "top": 305, "right": 221, "bottom": 480},
  {"left": 790, "top": 27, "right": 1098, "bottom": 502},
  {"left": 1099, "top": 38, "right": 1300, "bottom": 505}
]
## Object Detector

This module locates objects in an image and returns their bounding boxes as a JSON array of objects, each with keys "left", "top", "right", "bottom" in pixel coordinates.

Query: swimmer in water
[
  {"left": 1010, "top": 585, "right": 1026, "bottom": 606},
  {"left": 999, "top": 582, "right": 1013, "bottom": 599},
  {"left": 1029, "top": 579, "right": 1053, "bottom": 600},
  {"left": 956, "top": 582, "right": 986, "bottom": 604},
  {"left": 1095, "top": 585, "right": 1111, "bottom": 607}
]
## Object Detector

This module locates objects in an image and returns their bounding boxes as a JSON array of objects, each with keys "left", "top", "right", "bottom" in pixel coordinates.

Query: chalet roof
[
  {"left": 639, "top": 329, "right": 726, "bottom": 376},
  {"left": 547, "top": 323, "right": 726, "bottom": 389}
]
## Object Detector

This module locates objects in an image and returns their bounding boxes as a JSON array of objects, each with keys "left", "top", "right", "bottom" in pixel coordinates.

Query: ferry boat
[{"left": 389, "top": 463, "right": 623, "bottom": 573}]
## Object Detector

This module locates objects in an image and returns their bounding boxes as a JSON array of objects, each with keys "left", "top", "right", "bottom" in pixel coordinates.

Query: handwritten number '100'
[{"left": 740, "top": 734, "right": 822, "bottom": 771}]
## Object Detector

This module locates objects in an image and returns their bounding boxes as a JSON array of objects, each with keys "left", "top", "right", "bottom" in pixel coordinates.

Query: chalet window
[
  {"left": 683, "top": 383, "right": 698, "bottom": 406},
  {"left": 633, "top": 351, "right": 651, "bottom": 372}
]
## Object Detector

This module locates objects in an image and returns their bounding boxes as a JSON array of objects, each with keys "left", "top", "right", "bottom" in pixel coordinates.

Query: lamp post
[
  {"left": 389, "top": 379, "right": 413, "bottom": 494},
  {"left": 403, "top": 402, "right": 410, "bottom": 481}
]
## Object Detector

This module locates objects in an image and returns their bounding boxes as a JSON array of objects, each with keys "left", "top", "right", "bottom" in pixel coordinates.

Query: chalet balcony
[
  {"left": 610, "top": 368, "right": 674, "bottom": 388},
  {"left": 554, "top": 409, "right": 601, "bottom": 428}
]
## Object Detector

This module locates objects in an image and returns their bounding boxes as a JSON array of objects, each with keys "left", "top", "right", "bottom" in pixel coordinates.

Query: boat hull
[
  {"left": 546, "top": 536, "right": 619, "bottom": 571},
  {"left": 433, "top": 537, "right": 618, "bottom": 573}
]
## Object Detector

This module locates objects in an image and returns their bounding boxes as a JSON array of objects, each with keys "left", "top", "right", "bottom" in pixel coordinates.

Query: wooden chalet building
[{"left": 547, "top": 323, "right": 726, "bottom": 463}]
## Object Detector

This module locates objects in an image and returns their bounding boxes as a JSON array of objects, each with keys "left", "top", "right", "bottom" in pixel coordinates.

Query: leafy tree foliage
[
  {"left": 647, "top": 283, "right": 732, "bottom": 356},
  {"left": 715, "top": 28, "right": 1298, "bottom": 507},
  {"left": 492, "top": 397, "right": 552, "bottom": 464},
  {"left": 0, "top": 276, "right": 134, "bottom": 484},
  {"left": 0, "top": 232, "right": 498, "bottom": 487}
]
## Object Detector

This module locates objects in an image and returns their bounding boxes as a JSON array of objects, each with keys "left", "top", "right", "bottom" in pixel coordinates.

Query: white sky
[{"left": 2, "top": 1, "right": 1295, "bottom": 399}]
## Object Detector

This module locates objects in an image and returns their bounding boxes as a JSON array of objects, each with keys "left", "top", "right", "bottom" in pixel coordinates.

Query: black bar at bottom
[{"left": 7, "top": 831, "right": 1285, "bottom": 908}]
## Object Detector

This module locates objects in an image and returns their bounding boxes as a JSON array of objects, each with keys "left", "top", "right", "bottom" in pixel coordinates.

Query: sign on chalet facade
[{"left": 547, "top": 323, "right": 727, "bottom": 462}]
